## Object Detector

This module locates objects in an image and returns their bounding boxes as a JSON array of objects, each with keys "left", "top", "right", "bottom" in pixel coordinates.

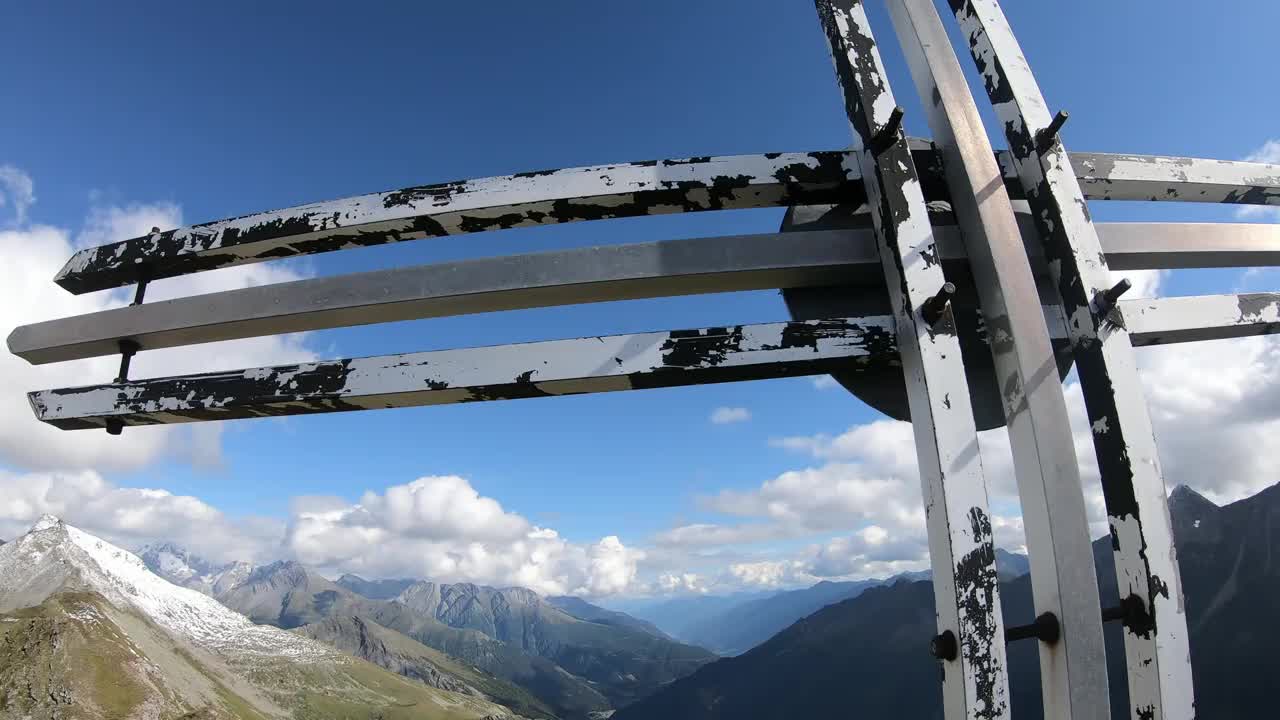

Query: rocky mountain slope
[
  {"left": 616, "top": 483, "right": 1280, "bottom": 719},
  {"left": 393, "top": 580, "right": 717, "bottom": 706},
  {"left": 0, "top": 517, "right": 520, "bottom": 720},
  {"left": 297, "top": 614, "right": 558, "bottom": 719},
  {"left": 545, "top": 595, "right": 670, "bottom": 640},
  {"left": 138, "top": 541, "right": 253, "bottom": 597},
  {"left": 217, "top": 561, "right": 611, "bottom": 718},
  {"left": 335, "top": 573, "right": 417, "bottom": 600}
]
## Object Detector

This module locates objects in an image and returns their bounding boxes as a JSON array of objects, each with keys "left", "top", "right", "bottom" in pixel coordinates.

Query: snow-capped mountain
[
  {"left": 0, "top": 515, "right": 326, "bottom": 658},
  {"left": 0, "top": 516, "right": 521, "bottom": 719},
  {"left": 138, "top": 541, "right": 255, "bottom": 596}
]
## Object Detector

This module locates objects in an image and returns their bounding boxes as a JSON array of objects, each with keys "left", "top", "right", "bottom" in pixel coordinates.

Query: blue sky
[{"left": 1, "top": 1, "right": 1277, "bottom": 596}]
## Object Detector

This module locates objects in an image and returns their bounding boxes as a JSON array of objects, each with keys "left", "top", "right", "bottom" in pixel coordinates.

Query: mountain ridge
[
  {"left": 615, "top": 482, "right": 1280, "bottom": 719},
  {"left": 0, "top": 516, "right": 522, "bottom": 719}
]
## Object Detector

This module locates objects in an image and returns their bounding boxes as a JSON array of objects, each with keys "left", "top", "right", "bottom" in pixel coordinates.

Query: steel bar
[
  {"left": 888, "top": 1, "right": 1108, "bottom": 718},
  {"left": 14, "top": 230, "right": 871, "bottom": 365},
  {"left": 1068, "top": 152, "right": 1280, "bottom": 204},
  {"left": 15, "top": 222, "right": 1280, "bottom": 366},
  {"left": 946, "top": 2, "right": 1197, "bottom": 718},
  {"left": 1126, "top": 293, "right": 1280, "bottom": 346},
  {"left": 815, "top": 3, "right": 1009, "bottom": 720},
  {"left": 54, "top": 152, "right": 867, "bottom": 295},
  {"left": 1100, "top": 222, "right": 1280, "bottom": 270},
  {"left": 27, "top": 294, "right": 1280, "bottom": 430},
  {"left": 53, "top": 146, "right": 1280, "bottom": 295},
  {"left": 27, "top": 317, "right": 895, "bottom": 430}
]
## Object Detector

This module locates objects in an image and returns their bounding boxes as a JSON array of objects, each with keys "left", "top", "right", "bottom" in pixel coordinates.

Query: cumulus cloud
[
  {"left": 710, "top": 406, "right": 751, "bottom": 424},
  {"left": 1236, "top": 139, "right": 1280, "bottom": 221},
  {"left": 657, "top": 572, "right": 708, "bottom": 594},
  {"left": 0, "top": 166, "right": 35, "bottom": 226},
  {"left": 653, "top": 522, "right": 786, "bottom": 548},
  {"left": 0, "top": 468, "right": 281, "bottom": 563},
  {"left": 727, "top": 560, "right": 812, "bottom": 589},
  {"left": 283, "top": 475, "right": 644, "bottom": 597},
  {"left": 0, "top": 168, "right": 317, "bottom": 473}
]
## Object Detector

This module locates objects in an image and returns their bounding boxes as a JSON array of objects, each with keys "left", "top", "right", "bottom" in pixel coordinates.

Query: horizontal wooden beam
[
  {"left": 53, "top": 143, "right": 1280, "bottom": 295},
  {"left": 28, "top": 317, "right": 897, "bottom": 430},
  {"left": 14, "top": 222, "right": 1279, "bottom": 365}
]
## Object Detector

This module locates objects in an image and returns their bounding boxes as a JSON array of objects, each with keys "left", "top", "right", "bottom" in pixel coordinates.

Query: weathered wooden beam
[{"left": 27, "top": 317, "right": 896, "bottom": 430}]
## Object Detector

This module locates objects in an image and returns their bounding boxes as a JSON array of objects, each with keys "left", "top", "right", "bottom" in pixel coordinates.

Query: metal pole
[
  {"left": 885, "top": 0, "right": 1110, "bottom": 717},
  {"left": 813, "top": 2, "right": 1009, "bottom": 719},
  {"left": 944, "top": 2, "right": 1197, "bottom": 717}
]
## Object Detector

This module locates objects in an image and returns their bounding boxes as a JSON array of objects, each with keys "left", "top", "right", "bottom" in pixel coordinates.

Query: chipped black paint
[
  {"left": 1236, "top": 292, "right": 1280, "bottom": 321},
  {"left": 55, "top": 153, "right": 866, "bottom": 294},
  {"left": 31, "top": 318, "right": 897, "bottom": 430},
  {"left": 953, "top": 506, "right": 1004, "bottom": 720},
  {"left": 948, "top": 2, "right": 1199, "bottom": 715}
]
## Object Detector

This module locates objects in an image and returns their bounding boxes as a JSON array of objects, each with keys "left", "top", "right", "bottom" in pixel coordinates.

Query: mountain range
[
  {"left": 615, "top": 483, "right": 1280, "bottom": 719},
  {"left": 0, "top": 516, "right": 518, "bottom": 719},
  {"left": 611, "top": 552, "right": 1022, "bottom": 656}
]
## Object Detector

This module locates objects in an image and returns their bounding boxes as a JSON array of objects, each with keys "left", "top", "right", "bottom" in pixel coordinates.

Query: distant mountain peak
[
  {"left": 1170, "top": 484, "right": 1217, "bottom": 508},
  {"left": 0, "top": 519, "right": 333, "bottom": 661},
  {"left": 30, "top": 514, "right": 63, "bottom": 533}
]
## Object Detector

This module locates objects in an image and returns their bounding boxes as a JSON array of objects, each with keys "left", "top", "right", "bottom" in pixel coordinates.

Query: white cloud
[
  {"left": 1236, "top": 139, "right": 1280, "bottom": 221},
  {"left": 0, "top": 169, "right": 318, "bottom": 473},
  {"left": 710, "top": 406, "right": 751, "bottom": 424},
  {"left": 0, "top": 468, "right": 280, "bottom": 564},
  {"left": 728, "top": 560, "right": 812, "bottom": 589},
  {"left": 0, "top": 166, "right": 35, "bottom": 226},
  {"left": 653, "top": 522, "right": 785, "bottom": 548},
  {"left": 283, "top": 474, "right": 644, "bottom": 597},
  {"left": 0, "top": 468, "right": 647, "bottom": 598},
  {"left": 657, "top": 572, "right": 708, "bottom": 594}
]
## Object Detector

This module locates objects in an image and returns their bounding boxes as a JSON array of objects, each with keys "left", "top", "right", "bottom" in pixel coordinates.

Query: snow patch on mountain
[{"left": 0, "top": 516, "right": 334, "bottom": 662}]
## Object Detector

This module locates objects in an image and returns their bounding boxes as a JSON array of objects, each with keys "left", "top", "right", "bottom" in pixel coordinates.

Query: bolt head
[{"left": 930, "top": 630, "right": 958, "bottom": 661}]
